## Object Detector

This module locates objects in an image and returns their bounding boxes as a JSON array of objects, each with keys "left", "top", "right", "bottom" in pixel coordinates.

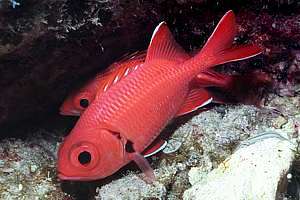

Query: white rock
[
  {"left": 183, "top": 133, "right": 295, "bottom": 200},
  {"left": 18, "top": 184, "right": 23, "bottom": 192}
]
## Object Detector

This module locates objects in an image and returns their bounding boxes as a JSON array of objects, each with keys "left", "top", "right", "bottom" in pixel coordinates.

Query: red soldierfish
[
  {"left": 60, "top": 51, "right": 146, "bottom": 116},
  {"left": 57, "top": 10, "right": 262, "bottom": 182}
]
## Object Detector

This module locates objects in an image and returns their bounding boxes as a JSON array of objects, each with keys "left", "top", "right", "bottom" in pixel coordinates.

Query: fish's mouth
[
  {"left": 58, "top": 172, "right": 100, "bottom": 181},
  {"left": 59, "top": 109, "right": 81, "bottom": 116},
  {"left": 58, "top": 172, "right": 84, "bottom": 181}
]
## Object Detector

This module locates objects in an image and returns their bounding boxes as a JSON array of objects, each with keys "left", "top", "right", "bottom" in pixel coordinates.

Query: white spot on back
[
  {"left": 124, "top": 68, "right": 130, "bottom": 76},
  {"left": 113, "top": 75, "right": 119, "bottom": 84},
  {"left": 103, "top": 83, "right": 109, "bottom": 92},
  {"left": 134, "top": 64, "right": 141, "bottom": 71}
]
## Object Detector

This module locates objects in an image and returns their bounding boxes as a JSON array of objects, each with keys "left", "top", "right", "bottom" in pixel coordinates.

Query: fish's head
[
  {"left": 57, "top": 128, "right": 126, "bottom": 181},
  {"left": 60, "top": 91, "right": 95, "bottom": 116}
]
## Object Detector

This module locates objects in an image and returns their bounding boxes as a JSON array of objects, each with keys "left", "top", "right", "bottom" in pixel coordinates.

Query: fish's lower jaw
[
  {"left": 58, "top": 173, "right": 102, "bottom": 181},
  {"left": 59, "top": 110, "right": 81, "bottom": 116},
  {"left": 58, "top": 173, "right": 86, "bottom": 181}
]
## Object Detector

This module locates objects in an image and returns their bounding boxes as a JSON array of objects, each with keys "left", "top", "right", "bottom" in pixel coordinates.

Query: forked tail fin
[{"left": 184, "top": 10, "right": 262, "bottom": 73}]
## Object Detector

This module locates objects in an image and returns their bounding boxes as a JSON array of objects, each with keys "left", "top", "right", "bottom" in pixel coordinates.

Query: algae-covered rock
[
  {"left": 0, "top": 0, "right": 160, "bottom": 129},
  {"left": 0, "top": 131, "right": 66, "bottom": 199},
  {"left": 95, "top": 174, "right": 166, "bottom": 200}
]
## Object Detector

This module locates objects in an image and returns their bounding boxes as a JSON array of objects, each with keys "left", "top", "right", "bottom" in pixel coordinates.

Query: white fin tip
[{"left": 149, "top": 21, "right": 167, "bottom": 46}]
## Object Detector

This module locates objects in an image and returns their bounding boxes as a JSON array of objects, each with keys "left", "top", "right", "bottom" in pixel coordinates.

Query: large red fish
[{"left": 57, "top": 10, "right": 262, "bottom": 181}]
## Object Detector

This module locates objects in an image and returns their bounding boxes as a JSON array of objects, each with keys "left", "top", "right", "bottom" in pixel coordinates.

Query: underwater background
[{"left": 0, "top": 0, "right": 300, "bottom": 199}]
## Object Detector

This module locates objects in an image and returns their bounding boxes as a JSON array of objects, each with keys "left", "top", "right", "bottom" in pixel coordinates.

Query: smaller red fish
[{"left": 60, "top": 51, "right": 146, "bottom": 116}]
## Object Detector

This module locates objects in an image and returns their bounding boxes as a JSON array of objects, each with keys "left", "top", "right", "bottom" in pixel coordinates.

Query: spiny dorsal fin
[
  {"left": 115, "top": 50, "right": 146, "bottom": 64},
  {"left": 145, "top": 22, "right": 189, "bottom": 63},
  {"left": 94, "top": 52, "right": 145, "bottom": 99}
]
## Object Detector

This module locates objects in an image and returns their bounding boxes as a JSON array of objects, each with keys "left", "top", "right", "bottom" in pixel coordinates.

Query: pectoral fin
[{"left": 129, "top": 152, "right": 155, "bottom": 183}]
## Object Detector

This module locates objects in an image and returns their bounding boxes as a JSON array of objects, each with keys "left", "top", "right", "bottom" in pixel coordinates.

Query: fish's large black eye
[
  {"left": 80, "top": 99, "right": 89, "bottom": 108},
  {"left": 78, "top": 151, "right": 91, "bottom": 165}
]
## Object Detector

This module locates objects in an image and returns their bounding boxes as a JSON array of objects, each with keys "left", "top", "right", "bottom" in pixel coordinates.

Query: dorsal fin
[
  {"left": 145, "top": 22, "right": 189, "bottom": 63},
  {"left": 96, "top": 58, "right": 144, "bottom": 94},
  {"left": 115, "top": 50, "right": 147, "bottom": 64}
]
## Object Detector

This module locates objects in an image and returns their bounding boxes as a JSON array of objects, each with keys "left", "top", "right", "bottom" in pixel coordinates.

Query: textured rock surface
[
  {"left": 183, "top": 135, "right": 295, "bottom": 200},
  {"left": 0, "top": 130, "right": 66, "bottom": 199},
  {"left": 95, "top": 175, "right": 167, "bottom": 200}
]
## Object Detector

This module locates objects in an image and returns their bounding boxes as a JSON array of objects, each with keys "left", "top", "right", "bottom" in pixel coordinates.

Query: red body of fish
[{"left": 57, "top": 10, "right": 262, "bottom": 181}]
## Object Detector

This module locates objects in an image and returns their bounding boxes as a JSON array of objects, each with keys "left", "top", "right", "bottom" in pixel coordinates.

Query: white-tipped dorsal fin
[{"left": 145, "top": 21, "right": 190, "bottom": 63}]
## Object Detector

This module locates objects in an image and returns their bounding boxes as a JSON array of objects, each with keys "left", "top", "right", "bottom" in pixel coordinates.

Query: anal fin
[{"left": 176, "top": 88, "right": 213, "bottom": 117}]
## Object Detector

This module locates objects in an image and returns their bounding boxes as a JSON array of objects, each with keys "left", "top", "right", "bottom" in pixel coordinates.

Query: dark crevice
[
  {"left": 112, "top": 131, "right": 122, "bottom": 140},
  {"left": 125, "top": 140, "right": 135, "bottom": 153}
]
